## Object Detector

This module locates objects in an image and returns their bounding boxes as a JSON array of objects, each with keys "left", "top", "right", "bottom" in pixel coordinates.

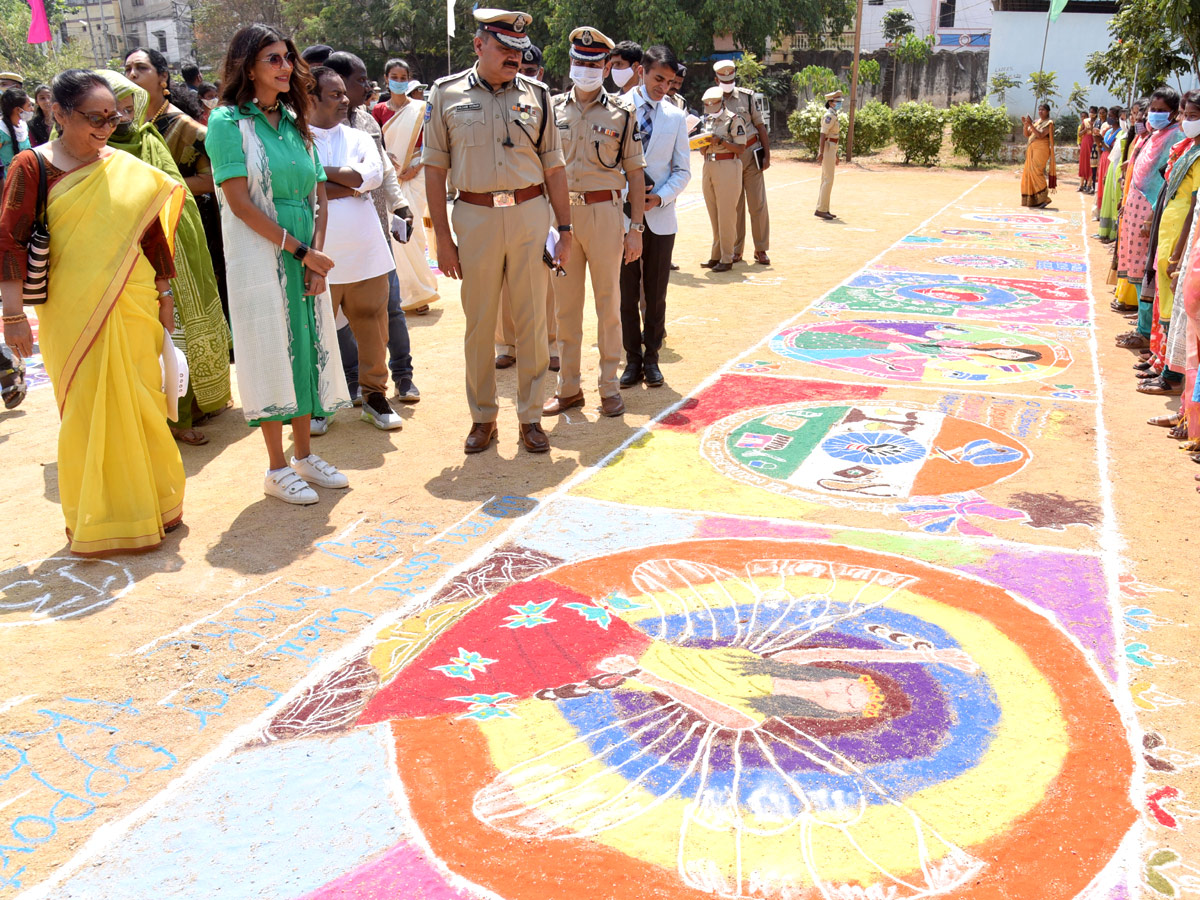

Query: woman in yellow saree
[
  {"left": 1020, "top": 104, "right": 1056, "bottom": 208},
  {"left": 0, "top": 70, "right": 186, "bottom": 555}
]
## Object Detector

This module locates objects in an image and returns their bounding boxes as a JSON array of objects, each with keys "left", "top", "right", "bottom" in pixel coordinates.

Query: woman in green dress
[
  {"left": 206, "top": 24, "right": 352, "bottom": 506},
  {"left": 98, "top": 70, "right": 232, "bottom": 447}
]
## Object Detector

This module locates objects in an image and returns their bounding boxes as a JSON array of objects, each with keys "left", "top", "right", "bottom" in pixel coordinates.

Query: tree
[
  {"left": 194, "top": 0, "right": 285, "bottom": 66},
  {"left": 881, "top": 9, "right": 915, "bottom": 44},
  {"left": 793, "top": 64, "right": 844, "bottom": 105},
  {"left": 895, "top": 33, "right": 933, "bottom": 65},
  {"left": 736, "top": 51, "right": 766, "bottom": 91},
  {"left": 1027, "top": 70, "right": 1059, "bottom": 108},
  {"left": 1084, "top": 1, "right": 1191, "bottom": 101},
  {"left": 0, "top": 0, "right": 91, "bottom": 86},
  {"left": 856, "top": 57, "right": 880, "bottom": 103},
  {"left": 989, "top": 69, "right": 1021, "bottom": 106},
  {"left": 1066, "top": 81, "right": 1089, "bottom": 114}
]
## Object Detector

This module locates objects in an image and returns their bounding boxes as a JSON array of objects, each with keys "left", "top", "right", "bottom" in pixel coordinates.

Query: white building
[
  {"left": 118, "top": 0, "right": 195, "bottom": 65},
  {"left": 987, "top": 0, "right": 1122, "bottom": 110},
  {"left": 856, "top": 0, "right": 992, "bottom": 54}
]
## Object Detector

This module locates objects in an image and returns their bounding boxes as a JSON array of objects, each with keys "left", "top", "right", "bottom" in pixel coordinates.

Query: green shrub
[
  {"left": 1056, "top": 111, "right": 1080, "bottom": 145},
  {"left": 892, "top": 101, "right": 945, "bottom": 165},
  {"left": 851, "top": 101, "right": 893, "bottom": 154},
  {"left": 788, "top": 100, "right": 848, "bottom": 158},
  {"left": 947, "top": 102, "right": 1011, "bottom": 166}
]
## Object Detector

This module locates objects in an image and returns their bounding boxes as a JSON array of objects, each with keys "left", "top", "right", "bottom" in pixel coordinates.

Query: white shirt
[
  {"left": 312, "top": 123, "right": 394, "bottom": 285},
  {"left": 625, "top": 86, "right": 692, "bottom": 235}
]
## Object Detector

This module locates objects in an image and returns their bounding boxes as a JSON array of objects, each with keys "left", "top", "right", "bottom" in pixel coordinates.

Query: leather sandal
[
  {"left": 1136, "top": 377, "right": 1182, "bottom": 395},
  {"left": 1115, "top": 333, "right": 1150, "bottom": 349}
]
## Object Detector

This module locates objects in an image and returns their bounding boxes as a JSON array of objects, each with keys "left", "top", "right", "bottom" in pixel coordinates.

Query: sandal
[
  {"left": 1111, "top": 299, "right": 1137, "bottom": 312},
  {"left": 170, "top": 427, "right": 210, "bottom": 446},
  {"left": 0, "top": 360, "right": 26, "bottom": 410},
  {"left": 1133, "top": 360, "right": 1152, "bottom": 371},
  {"left": 1136, "top": 369, "right": 1161, "bottom": 380},
  {"left": 1148, "top": 413, "right": 1182, "bottom": 427},
  {"left": 1136, "top": 377, "right": 1183, "bottom": 395},
  {"left": 1169, "top": 424, "right": 1191, "bottom": 441},
  {"left": 1116, "top": 333, "right": 1150, "bottom": 349},
  {"left": 1179, "top": 439, "right": 1200, "bottom": 452}
]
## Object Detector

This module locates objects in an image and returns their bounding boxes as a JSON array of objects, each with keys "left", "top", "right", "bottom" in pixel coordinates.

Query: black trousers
[{"left": 619, "top": 224, "right": 675, "bottom": 366}]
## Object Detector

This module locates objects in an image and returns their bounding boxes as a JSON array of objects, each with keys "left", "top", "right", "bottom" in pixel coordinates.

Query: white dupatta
[
  {"left": 381, "top": 101, "right": 439, "bottom": 307},
  {"left": 217, "top": 116, "right": 351, "bottom": 422}
]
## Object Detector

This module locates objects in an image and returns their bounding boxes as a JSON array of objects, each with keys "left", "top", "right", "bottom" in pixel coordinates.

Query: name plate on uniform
[{"left": 450, "top": 102, "right": 482, "bottom": 113}]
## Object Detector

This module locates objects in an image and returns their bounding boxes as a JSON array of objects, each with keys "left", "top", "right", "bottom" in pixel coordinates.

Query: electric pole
[{"left": 845, "top": 0, "right": 865, "bottom": 161}]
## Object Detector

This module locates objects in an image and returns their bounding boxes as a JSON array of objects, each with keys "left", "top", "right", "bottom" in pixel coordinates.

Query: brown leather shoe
[
  {"left": 731, "top": 253, "right": 743, "bottom": 263},
  {"left": 519, "top": 422, "right": 550, "bottom": 453},
  {"left": 700, "top": 259, "right": 719, "bottom": 268},
  {"left": 815, "top": 211, "right": 835, "bottom": 220},
  {"left": 712, "top": 262, "right": 733, "bottom": 273},
  {"left": 464, "top": 421, "right": 498, "bottom": 454},
  {"left": 543, "top": 392, "right": 585, "bottom": 415},
  {"left": 549, "top": 356, "right": 560, "bottom": 372},
  {"left": 495, "top": 354, "right": 516, "bottom": 369},
  {"left": 754, "top": 251, "right": 770, "bottom": 265},
  {"left": 598, "top": 395, "right": 625, "bottom": 417}
]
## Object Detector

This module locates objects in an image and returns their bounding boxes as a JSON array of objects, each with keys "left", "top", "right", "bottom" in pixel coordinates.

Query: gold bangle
[{"left": 2, "top": 314, "right": 28, "bottom": 324}]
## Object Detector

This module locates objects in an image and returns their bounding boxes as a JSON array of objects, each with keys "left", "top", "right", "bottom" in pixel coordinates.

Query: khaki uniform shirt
[
  {"left": 706, "top": 109, "right": 750, "bottom": 147},
  {"left": 551, "top": 88, "right": 645, "bottom": 191},
  {"left": 821, "top": 109, "right": 841, "bottom": 139},
  {"left": 720, "top": 87, "right": 764, "bottom": 130},
  {"left": 422, "top": 64, "right": 565, "bottom": 193}
]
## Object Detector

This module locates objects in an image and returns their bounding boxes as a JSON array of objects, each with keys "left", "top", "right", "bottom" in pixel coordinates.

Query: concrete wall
[
  {"left": 986, "top": 10, "right": 1121, "bottom": 112},
  {"left": 789, "top": 48, "right": 990, "bottom": 107}
]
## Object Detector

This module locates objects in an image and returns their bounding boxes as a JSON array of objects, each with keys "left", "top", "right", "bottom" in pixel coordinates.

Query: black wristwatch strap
[
  {"left": 292, "top": 242, "right": 310, "bottom": 263},
  {"left": 558, "top": 224, "right": 572, "bottom": 233}
]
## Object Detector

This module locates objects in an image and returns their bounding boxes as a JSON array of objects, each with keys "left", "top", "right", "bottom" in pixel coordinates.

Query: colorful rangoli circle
[
  {"left": 700, "top": 401, "right": 1030, "bottom": 503},
  {"left": 962, "top": 213, "right": 1067, "bottom": 225},
  {"left": 768, "top": 319, "right": 1073, "bottom": 385},
  {"left": 932, "top": 255, "right": 1024, "bottom": 269},
  {"left": 361, "top": 539, "right": 1135, "bottom": 900}
]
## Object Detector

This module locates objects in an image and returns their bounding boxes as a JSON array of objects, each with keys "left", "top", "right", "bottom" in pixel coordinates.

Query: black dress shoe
[
  {"left": 619, "top": 364, "right": 643, "bottom": 388},
  {"left": 643, "top": 361, "right": 664, "bottom": 387}
]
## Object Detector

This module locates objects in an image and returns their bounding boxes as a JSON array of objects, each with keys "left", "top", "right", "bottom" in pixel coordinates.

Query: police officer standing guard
[
  {"left": 424, "top": 8, "right": 572, "bottom": 454},
  {"left": 699, "top": 85, "right": 748, "bottom": 273},
  {"left": 712, "top": 59, "right": 770, "bottom": 266},
  {"left": 816, "top": 90, "right": 842, "bottom": 220},
  {"left": 543, "top": 27, "right": 646, "bottom": 420}
]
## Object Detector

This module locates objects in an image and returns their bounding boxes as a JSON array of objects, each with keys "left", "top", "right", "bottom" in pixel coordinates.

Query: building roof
[{"left": 992, "top": 0, "right": 1117, "bottom": 11}]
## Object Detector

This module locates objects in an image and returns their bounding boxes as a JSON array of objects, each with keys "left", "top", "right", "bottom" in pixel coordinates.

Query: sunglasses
[
  {"left": 258, "top": 51, "right": 296, "bottom": 70},
  {"left": 73, "top": 110, "right": 129, "bottom": 129}
]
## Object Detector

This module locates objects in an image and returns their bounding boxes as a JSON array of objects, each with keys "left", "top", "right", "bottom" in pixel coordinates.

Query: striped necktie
[{"left": 639, "top": 102, "right": 654, "bottom": 144}]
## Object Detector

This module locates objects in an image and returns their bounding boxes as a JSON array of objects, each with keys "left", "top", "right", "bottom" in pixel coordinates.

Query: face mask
[
  {"left": 19, "top": 110, "right": 33, "bottom": 123},
  {"left": 1135, "top": 121, "right": 1147, "bottom": 135},
  {"left": 1146, "top": 111, "right": 1171, "bottom": 131},
  {"left": 569, "top": 65, "right": 604, "bottom": 91},
  {"left": 611, "top": 67, "right": 635, "bottom": 89},
  {"left": 202, "top": 96, "right": 218, "bottom": 109},
  {"left": 112, "top": 121, "right": 133, "bottom": 140},
  {"left": 720, "top": 80, "right": 735, "bottom": 94},
  {"left": 834, "top": 101, "right": 843, "bottom": 111},
  {"left": 388, "top": 79, "right": 410, "bottom": 95},
  {"left": 1182, "top": 118, "right": 1200, "bottom": 139}
]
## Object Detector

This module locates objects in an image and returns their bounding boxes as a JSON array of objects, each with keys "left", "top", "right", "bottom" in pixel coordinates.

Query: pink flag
[{"left": 27, "top": 0, "right": 52, "bottom": 44}]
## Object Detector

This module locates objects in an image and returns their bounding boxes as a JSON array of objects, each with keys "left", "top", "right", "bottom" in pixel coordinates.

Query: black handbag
[{"left": 22, "top": 152, "right": 50, "bottom": 305}]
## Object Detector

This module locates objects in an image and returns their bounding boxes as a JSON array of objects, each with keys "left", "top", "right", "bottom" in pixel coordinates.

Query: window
[
  {"left": 154, "top": 30, "right": 167, "bottom": 53},
  {"left": 131, "top": 0, "right": 143, "bottom": 6},
  {"left": 938, "top": 0, "right": 956, "bottom": 27},
  {"left": 868, "top": 1, "right": 883, "bottom": 6}
]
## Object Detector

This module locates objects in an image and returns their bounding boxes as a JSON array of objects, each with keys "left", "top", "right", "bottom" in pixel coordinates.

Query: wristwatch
[
  {"left": 629, "top": 222, "right": 646, "bottom": 233},
  {"left": 558, "top": 224, "right": 572, "bottom": 233},
  {"left": 292, "top": 242, "right": 310, "bottom": 263}
]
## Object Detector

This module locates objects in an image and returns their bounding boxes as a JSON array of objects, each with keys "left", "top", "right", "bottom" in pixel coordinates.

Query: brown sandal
[
  {"left": 1148, "top": 413, "right": 1182, "bottom": 427},
  {"left": 1116, "top": 333, "right": 1150, "bottom": 349},
  {"left": 171, "top": 428, "right": 210, "bottom": 446}
]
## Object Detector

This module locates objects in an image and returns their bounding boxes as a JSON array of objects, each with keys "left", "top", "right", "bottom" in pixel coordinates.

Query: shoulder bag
[{"left": 22, "top": 151, "right": 50, "bottom": 305}]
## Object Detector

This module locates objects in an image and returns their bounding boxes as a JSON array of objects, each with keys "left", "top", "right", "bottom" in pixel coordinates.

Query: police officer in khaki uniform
[
  {"left": 424, "top": 8, "right": 572, "bottom": 454},
  {"left": 698, "top": 85, "right": 748, "bottom": 273},
  {"left": 495, "top": 42, "right": 558, "bottom": 373},
  {"left": 543, "top": 26, "right": 646, "bottom": 420},
  {"left": 816, "top": 90, "right": 842, "bottom": 220},
  {"left": 713, "top": 59, "right": 770, "bottom": 266}
]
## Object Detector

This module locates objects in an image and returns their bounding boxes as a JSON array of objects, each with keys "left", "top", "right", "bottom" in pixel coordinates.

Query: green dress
[{"left": 205, "top": 103, "right": 331, "bottom": 426}]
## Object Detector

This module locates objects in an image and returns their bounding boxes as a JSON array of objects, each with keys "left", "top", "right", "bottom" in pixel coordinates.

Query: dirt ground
[{"left": 0, "top": 153, "right": 1193, "bottom": 898}]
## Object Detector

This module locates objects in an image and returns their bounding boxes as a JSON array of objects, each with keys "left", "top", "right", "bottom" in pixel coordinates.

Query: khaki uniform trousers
[
  {"left": 557, "top": 200, "right": 624, "bottom": 400},
  {"left": 734, "top": 147, "right": 770, "bottom": 257},
  {"left": 704, "top": 157, "right": 743, "bottom": 265},
  {"left": 817, "top": 147, "right": 837, "bottom": 213},
  {"left": 495, "top": 273, "right": 556, "bottom": 358},
  {"left": 453, "top": 196, "right": 551, "bottom": 424},
  {"left": 330, "top": 274, "right": 390, "bottom": 397}
]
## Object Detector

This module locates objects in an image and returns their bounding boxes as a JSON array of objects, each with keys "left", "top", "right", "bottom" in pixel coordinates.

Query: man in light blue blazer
[{"left": 617, "top": 44, "right": 692, "bottom": 389}]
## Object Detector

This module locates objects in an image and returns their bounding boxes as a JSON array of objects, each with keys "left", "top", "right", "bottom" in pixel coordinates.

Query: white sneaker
[
  {"left": 310, "top": 416, "right": 330, "bottom": 436},
  {"left": 290, "top": 453, "right": 349, "bottom": 489},
  {"left": 361, "top": 392, "right": 404, "bottom": 430},
  {"left": 265, "top": 468, "right": 319, "bottom": 505}
]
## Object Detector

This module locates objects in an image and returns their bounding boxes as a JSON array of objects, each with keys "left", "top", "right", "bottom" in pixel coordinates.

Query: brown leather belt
[
  {"left": 707, "top": 152, "right": 740, "bottom": 161},
  {"left": 825, "top": 138, "right": 840, "bottom": 143},
  {"left": 457, "top": 184, "right": 544, "bottom": 207},
  {"left": 745, "top": 134, "right": 759, "bottom": 147},
  {"left": 569, "top": 189, "right": 617, "bottom": 206}
]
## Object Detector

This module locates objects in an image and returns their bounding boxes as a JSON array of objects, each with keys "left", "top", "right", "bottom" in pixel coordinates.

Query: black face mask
[{"left": 112, "top": 121, "right": 133, "bottom": 140}]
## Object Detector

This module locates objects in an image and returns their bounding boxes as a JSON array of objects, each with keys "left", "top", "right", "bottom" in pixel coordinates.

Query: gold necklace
[
  {"left": 255, "top": 98, "right": 281, "bottom": 114},
  {"left": 148, "top": 96, "right": 169, "bottom": 122}
]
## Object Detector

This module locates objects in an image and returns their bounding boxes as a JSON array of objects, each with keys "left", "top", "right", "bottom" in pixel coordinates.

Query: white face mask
[
  {"left": 611, "top": 66, "right": 635, "bottom": 89},
  {"left": 719, "top": 80, "right": 735, "bottom": 94},
  {"left": 570, "top": 65, "right": 604, "bottom": 91},
  {"left": 202, "top": 96, "right": 218, "bottom": 109},
  {"left": 1183, "top": 117, "right": 1200, "bottom": 139},
  {"left": 19, "top": 109, "right": 33, "bottom": 123}
]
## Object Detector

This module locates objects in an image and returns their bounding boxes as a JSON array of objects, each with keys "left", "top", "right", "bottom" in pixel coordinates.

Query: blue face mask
[
  {"left": 388, "top": 79, "right": 410, "bottom": 95},
  {"left": 1146, "top": 111, "right": 1171, "bottom": 131},
  {"left": 834, "top": 101, "right": 843, "bottom": 111}
]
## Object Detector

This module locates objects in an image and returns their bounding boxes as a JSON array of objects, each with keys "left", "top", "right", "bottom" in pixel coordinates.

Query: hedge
[
  {"left": 787, "top": 101, "right": 848, "bottom": 158},
  {"left": 892, "top": 101, "right": 945, "bottom": 165},
  {"left": 947, "top": 102, "right": 1012, "bottom": 166}
]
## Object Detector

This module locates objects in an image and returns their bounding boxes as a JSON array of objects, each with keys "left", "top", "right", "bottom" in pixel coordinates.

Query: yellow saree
[
  {"left": 37, "top": 151, "right": 187, "bottom": 555},
  {"left": 1021, "top": 119, "right": 1056, "bottom": 208}
]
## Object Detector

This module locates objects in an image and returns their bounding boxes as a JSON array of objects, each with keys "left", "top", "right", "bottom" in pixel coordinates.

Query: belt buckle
[
  {"left": 493, "top": 190, "right": 516, "bottom": 208},
  {"left": 569, "top": 191, "right": 587, "bottom": 206}
]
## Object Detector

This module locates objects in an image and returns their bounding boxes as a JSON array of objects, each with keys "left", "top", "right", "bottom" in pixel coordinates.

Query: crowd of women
[
  {"left": 1093, "top": 86, "right": 1200, "bottom": 493},
  {"left": 0, "top": 24, "right": 438, "bottom": 555}
]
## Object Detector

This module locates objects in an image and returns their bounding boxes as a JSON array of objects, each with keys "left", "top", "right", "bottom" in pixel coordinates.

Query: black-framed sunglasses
[
  {"left": 72, "top": 110, "right": 129, "bottom": 129},
  {"left": 258, "top": 51, "right": 296, "bottom": 70}
]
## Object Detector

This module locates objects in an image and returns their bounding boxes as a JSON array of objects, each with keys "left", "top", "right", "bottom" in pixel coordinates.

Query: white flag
[{"left": 447, "top": 0, "right": 455, "bottom": 37}]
